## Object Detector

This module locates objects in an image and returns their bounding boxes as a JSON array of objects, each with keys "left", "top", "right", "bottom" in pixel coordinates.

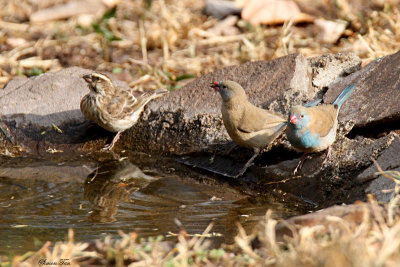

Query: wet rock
[
  {"left": 0, "top": 157, "right": 95, "bottom": 183},
  {"left": 180, "top": 132, "right": 397, "bottom": 205},
  {"left": 324, "top": 51, "right": 400, "bottom": 128}
]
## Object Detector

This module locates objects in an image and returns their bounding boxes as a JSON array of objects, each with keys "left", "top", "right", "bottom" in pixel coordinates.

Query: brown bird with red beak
[
  {"left": 81, "top": 72, "right": 168, "bottom": 150},
  {"left": 211, "top": 80, "right": 287, "bottom": 178}
]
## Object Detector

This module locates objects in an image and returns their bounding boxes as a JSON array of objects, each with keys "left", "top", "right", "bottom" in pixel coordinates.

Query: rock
[
  {"left": 356, "top": 135, "right": 400, "bottom": 202},
  {"left": 0, "top": 157, "right": 95, "bottom": 183},
  {"left": 124, "top": 53, "right": 312, "bottom": 155},
  {"left": 180, "top": 132, "right": 397, "bottom": 205},
  {"left": 357, "top": 136, "right": 400, "bottom": 183},
  {"left": 274, "top": 203, "right": 384, "bottom": 240},
  {"left": 365, "top": 177, "right": 398, "bottom": 202},
  {"left": 0, "top": 67, "right": 90, "bottom": 127},
  {"left": 204, "top": 0, "right": 242, "bottom": 20},
  {"left": 0, "top": 52, "right": 398, "bottom": 206},
  {"left": 324, "top": 51, "right": 400, "bottom": 128},
  {"left": 0, "top": 67, "right": 121, "bottom": 154},
  {"left": 308, "top": 53, "right": 361, "bottom": 91},
  {"left": 0, "top": 52, "right": 364, "bottom": 157}
]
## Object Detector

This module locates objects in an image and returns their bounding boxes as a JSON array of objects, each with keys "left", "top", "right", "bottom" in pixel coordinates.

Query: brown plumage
[
  {"left": 211, "top": 80, "right": 287, "bottom": 177},
  {"left": 81, "top": 72, "right": 168, "bottom": 150},
  {"left": 287, "top": 84, "right": 356, "bottom": 173}
]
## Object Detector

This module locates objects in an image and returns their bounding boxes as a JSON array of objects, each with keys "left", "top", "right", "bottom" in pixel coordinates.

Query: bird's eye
[{"left": 300, "top": 114, "right": 304, "bottom": 118}]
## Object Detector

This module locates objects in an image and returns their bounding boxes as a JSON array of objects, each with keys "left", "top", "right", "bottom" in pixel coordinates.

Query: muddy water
[{"left": 0, "top": 154, "right": 308, "bottom": 255}]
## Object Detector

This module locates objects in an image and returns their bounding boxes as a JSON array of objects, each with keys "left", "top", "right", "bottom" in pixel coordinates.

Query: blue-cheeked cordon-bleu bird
[{"left": 286, "top": 84, "right": 356, "bottom": 173}]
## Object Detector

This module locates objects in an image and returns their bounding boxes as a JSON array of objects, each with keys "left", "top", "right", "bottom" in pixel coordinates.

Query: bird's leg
[
  {"left": 234, "top": 152, "right": 258, "bottom": 178},
  {"left": 322, "top": 145, "right": 332, "bottom": 165},
  {"left": 293, "top": 153, "right": 308, "bottom": 174},
  {"left": 102, "top": 131, "right": 122, "bottom": 151}
]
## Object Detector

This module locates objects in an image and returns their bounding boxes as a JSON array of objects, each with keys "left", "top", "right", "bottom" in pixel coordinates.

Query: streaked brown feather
[{"left": 80, "top": 73, "right": 168, "bottom": 133}]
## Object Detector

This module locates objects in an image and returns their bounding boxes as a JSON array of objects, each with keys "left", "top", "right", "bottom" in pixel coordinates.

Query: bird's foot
[
  {"left": 234, "top": 162, "right": 254, "bottom": 178},
  {"left": 101, "top": 131, "right": 122, "bottom": 152},
  {"left": 233, "top": 152, "right": 258, "bottom": 178},
  {"left": 293, "top": 153, "right": 308, "bottom": 174},
  {"left": 293, "top": 162, "right": 302, "bottom": 175},
  {"left": 101, "top": 143, "right": 115, "bottom": 151},
  {"left": 321, "top": 146, "right": 332, "bottom": 165}
]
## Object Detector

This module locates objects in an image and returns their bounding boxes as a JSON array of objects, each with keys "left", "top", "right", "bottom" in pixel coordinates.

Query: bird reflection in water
[{"left": 84, "top": 160, "right": 160, "bottom": 223}]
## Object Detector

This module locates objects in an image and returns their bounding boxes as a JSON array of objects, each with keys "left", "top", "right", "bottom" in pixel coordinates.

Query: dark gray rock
[
  {"left": 357, "top": 136, "right": 400, "bottom": 183},
  {"left": 356, "top": 135, "right": 400, "bottom": 202},
  {"left": 324, "top": 51, "right": 400, "bottom": 128},
  {"left": 180, "top": 132, "right": 397, "bottom": 205},
  {"left": 365, "top": 176, "right": 398, "bottom": 202}
]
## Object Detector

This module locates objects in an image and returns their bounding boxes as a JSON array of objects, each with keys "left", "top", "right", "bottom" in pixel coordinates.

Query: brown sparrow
[
  {"left": 81, "top": 72, "right": 168, "bottom": 150},
  {"left": 211, "top": 80, "right": 287, "bottom": 177}
]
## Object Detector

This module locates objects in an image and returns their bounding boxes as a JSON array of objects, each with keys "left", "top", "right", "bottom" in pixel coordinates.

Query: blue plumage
[
  {"left": 286, "top": 84, "right": 356, "bottom": 173},
  {"left": 332, "top": 84, "right": 356, "bottom": 108}
]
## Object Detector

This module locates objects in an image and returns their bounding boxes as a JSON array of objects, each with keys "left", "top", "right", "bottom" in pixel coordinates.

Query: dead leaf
[
  {"left": 241, "top": 0, "right": 314, "bottom": 25},
  {"left": 30, "top": 0, "right": 108, "bottom": 23},
  {"left": 314, "top": 18, "right": 347, "bottom": 43}
]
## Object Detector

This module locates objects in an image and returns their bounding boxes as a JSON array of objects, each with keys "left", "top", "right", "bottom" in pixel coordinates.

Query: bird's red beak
[
  {"left": 290, "top": 114, "right": 297, "bottom": 124},
  {"left": 210, "top": 81, "right": 219, "bottom": 91}
]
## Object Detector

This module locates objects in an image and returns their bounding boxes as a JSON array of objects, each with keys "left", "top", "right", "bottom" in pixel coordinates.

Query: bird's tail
[{"left": 332, "top": 84, "right": 356, "bottom": 109}]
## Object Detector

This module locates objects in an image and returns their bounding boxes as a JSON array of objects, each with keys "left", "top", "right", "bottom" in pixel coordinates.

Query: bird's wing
[
  {"left": 307, "top": 105, "right": 337, "bottom": 137},
  {"left": 105, "top": 90, "right": 138, "bottom": 119},
  {"left": 237, "top": 104, "right": 287, "bottom": 134}
]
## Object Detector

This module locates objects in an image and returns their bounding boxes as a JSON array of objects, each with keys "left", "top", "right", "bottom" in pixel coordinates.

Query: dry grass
[
  {"left": 4, "top": 196, "right": 400, "bottom": 267},
  {"left": 0, "top": 0, "right": 400, "bottom": 89}
]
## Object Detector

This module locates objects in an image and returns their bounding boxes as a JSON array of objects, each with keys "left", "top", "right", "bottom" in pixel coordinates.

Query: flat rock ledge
[{"left": 1, "top": 51, "right": 400, "bottom": 204}]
